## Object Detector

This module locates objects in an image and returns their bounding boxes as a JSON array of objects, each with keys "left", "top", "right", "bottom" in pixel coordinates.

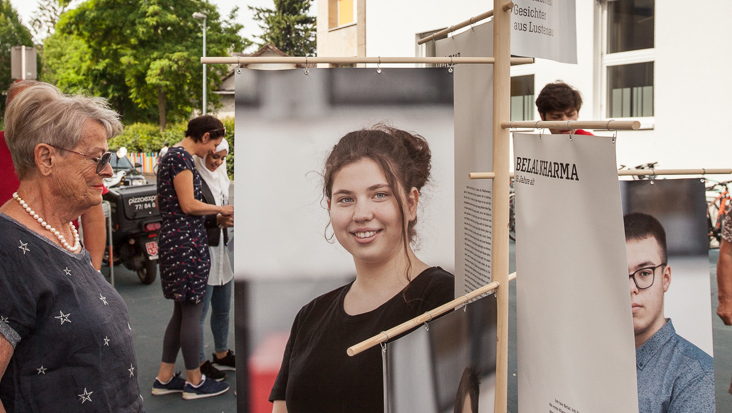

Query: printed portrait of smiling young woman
[
  {"left": 269, "top": 125, "right": 455, "bottom": 413},
  {"left": 328, "top": 157, "right": 418, "bottom": 276}
]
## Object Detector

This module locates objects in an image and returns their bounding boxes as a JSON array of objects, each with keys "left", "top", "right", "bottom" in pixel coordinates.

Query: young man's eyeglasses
[
  {"left": 629, "top": 263, "right": 667, "bottom": 290},
  {"left": 47, "top": 144, "right": 112, "bottom": 174}
]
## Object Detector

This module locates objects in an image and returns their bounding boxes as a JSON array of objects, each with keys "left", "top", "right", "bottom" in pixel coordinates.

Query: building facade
[{"left": 316, "top": 0, "right": 732, "bottom": 171}]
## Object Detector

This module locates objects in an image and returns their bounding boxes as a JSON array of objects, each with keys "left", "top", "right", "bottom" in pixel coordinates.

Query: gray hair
[
  {"left": 5, "top": 79, "right": 42, "bottom": 108},
  {"left": 5, "top": 84, "right": 123, "bottom": 179}
]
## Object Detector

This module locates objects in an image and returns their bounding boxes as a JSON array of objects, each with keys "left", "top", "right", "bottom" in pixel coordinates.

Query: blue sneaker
[
  {"left": 152, "top": 372, "right": 186, "bottom": 395},
  {"left": 182, "top": 374, "right": 229, "bottom": 400}
]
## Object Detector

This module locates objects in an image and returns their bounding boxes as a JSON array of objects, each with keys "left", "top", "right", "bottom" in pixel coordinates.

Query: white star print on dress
[
  {"left": 18, "top": 240, "right": 29, "bottom": 254},
  {"left": 128, "top": 364, "right": 135, "bottom": 377},
  {"left": 54, "top": 311, "right": 71, "bottom": 325},
  {"left": 103, "top": 336, "right": 110, "bottom": 346},
  {"left": 1, "top": 215, "right": 144, "bottom": 412},
  {"left": 78, "top": 388, "right": 93, "bottom": 403}
]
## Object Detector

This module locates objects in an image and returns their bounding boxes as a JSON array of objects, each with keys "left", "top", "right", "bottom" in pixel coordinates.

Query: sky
[{"left": 9, "top": 0, "right": 318, "bottom": 48}]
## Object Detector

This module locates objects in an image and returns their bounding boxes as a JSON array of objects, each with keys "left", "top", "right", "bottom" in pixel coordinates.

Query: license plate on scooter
[{"left": 145, "top": 241, "right": 159, "bottom": 260}]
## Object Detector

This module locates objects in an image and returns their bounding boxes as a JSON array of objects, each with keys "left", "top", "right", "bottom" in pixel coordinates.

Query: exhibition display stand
[{"left": 204, "top": 2, "right": 726, "bottom": 411}]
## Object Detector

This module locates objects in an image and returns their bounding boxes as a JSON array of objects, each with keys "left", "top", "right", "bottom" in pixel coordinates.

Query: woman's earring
[{"left": 325, "top": 222, "right": 336, "bottom": 243}]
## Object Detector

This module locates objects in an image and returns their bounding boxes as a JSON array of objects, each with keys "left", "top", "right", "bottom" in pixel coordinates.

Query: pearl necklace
[{"left": 13, "top": 192, "right": 80, "bottom": 252}]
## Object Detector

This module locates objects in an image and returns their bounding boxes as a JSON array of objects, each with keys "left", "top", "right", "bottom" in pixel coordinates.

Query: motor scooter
[
  {"left": 103, "top": 184, "right": 161, "bottom": 284},
  {"left": 103, "top": 147, "right": 147, "bottom": 188}
]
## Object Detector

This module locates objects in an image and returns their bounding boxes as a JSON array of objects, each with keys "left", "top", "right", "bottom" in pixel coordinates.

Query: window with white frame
[
  {"left": 329, "top": 0, "right": 355, "bottom": 29},
  {"left": 510, "top": 75, "right": 535, "bottom": 121},
  {"left": 415, "top": 29, "right": 444, "bottom": 67},
  {"left": 602, "top": 0, "right": 654, "bottom": 119}
]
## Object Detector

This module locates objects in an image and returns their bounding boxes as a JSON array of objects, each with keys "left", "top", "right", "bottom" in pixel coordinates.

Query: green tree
[
  {"left": 29, "top": 0, "right": 71, "bottom": 40},
  {"left": 107, "top": 116, "right": 235, "bottom": 179},
  {"left": 0, "top": 0, "right": 34, "bottom": 115},
  {"left": 250, "top": 0, "right": 316, "bottom": 56},
  {"left": 54, "top": 0, "right": 250, "bottom": 129},
  {"left": 42, "top": 29, "right": 152, "bottom": 123}
]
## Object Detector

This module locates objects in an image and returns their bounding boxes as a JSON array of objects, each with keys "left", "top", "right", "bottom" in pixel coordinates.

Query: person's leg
[
  {"left": 210, "top": 281, "right": 232, "bottom": 357},
  {"left": 199, "top": 284, "right": 214, "bottom": 364},
  {"left": 179, "top": 301, "right": 205, "bottom": 384},
  {"left": 157, "top": 301, "right": 183, "bottom": 382},
  {"left": 179, "top": 300, "right": 229, "bottom": 399}
]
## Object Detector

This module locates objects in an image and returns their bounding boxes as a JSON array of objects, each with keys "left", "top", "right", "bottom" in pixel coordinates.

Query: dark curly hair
[
  {"left": 185, "top": 115, "right": 225, "bottom": 142},
  {"left": 535, "top": 81, "right": 583, "bottom": 116},
  {"left": 454, "top": 367, "right": 480, "bottom": 413}
]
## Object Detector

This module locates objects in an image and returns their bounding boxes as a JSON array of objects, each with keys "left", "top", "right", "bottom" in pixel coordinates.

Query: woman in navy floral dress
[{"left": 153, "top": 116, "right": 233, "bottom": 400}]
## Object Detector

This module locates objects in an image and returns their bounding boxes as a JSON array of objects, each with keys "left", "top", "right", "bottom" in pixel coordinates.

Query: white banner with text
[
  {"left": 510, "top": 0, "right": 578, "bottom": 64},
  {"left": 514, "top": 132, "right": 638, "bottom": 413},
  {"left": 436, "top": 21, "right": 494, "bottom": 295}
]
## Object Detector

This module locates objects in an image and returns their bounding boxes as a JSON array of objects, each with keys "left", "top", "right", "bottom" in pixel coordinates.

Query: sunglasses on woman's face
[
  {"left": 47, "top": 144, "right": 112, "bottom": 174},
  {"left": 208, "top": 128, "right": 226, "bottom": 138}
]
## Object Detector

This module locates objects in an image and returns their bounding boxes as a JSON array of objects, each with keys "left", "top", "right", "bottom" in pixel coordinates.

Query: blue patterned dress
[{"left": 157, "top": 146, "right": 211, "bottom": 304}]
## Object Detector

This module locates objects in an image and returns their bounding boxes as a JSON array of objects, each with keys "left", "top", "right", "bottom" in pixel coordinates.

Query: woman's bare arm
[
  {"left": 173, "top": 170, "right": 233, "bottom": 216},
  {"left": 272, "top": 400, "right": 288, "bottom": 413},
  {"left": 718, "top": 238, "right": 732, "bottom": 324},
  {"left": 80, "top": 204, "right": 107, "bottom": 270}
]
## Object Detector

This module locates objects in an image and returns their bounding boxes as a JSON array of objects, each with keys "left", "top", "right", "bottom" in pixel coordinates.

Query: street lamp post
[{"left": 193, "top": 12, "right": 207, "bottom": 115}]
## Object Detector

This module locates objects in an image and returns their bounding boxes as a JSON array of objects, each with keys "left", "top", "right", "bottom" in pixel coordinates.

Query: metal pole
[
  {"left": 21, "top": 46, "right": 26, "bottom": 80},
  {"left": 193, "top": 12, "right": 208, "bottom": 115},
  {"left": 202, "top": 17, "right": 207, "bottom": 115}
]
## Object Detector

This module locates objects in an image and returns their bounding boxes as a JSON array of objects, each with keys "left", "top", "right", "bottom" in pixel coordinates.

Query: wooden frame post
[{"left": 493, "top": 1, "right": 512, "bottom": 412}]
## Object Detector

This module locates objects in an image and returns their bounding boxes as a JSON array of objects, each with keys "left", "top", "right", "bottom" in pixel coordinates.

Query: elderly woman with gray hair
[{"left": 0, "top": 83, "right": 144, "bottom": 412}]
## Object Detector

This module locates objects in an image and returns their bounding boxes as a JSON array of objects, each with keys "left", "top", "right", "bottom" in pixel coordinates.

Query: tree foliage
[
  {"left": 49, "top": 0, "right": 250, "bottom": 129},
  {"left": 108, "top": 117, "right": 236, "bottom": 178},
  {"left": 250, "top": 0, "right": 316, "bottom": 56},
  {"left": 29, "top": 0, "right": 71, "bottom": 41},
  {"left": 0, "top": 0, "right": 34, "bottom": 114}
]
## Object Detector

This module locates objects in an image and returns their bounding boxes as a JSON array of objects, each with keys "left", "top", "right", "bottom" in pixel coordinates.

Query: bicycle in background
[
  {"left": 618, "top": 161, "right": 659, "bottom": 180},
  {"left": 509, "top": 179, "right": 516, "bottom": 241}
]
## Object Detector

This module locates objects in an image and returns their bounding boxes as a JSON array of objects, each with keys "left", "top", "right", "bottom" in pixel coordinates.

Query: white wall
[
  {"left": 646, "top": 0, "right": 732, "bottom": 170},
  {"left": 366, "top": 0, "right": 490, "bottom": 57},
  {"left": 362, "top": 0, "right": 732, "bottom": 172}
]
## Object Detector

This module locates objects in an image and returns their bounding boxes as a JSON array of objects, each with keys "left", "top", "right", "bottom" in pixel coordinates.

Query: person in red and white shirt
[{"left": 535, "top": 81, "right": 594, "bottom": 136}]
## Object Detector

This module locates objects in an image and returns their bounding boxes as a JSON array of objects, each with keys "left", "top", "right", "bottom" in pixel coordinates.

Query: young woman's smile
[
  {"left": 205, "top": 149, "right": 227, "bottom": 172},
  {"left": 328, "top": 158, "right": 414, "bottom": 266}
]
